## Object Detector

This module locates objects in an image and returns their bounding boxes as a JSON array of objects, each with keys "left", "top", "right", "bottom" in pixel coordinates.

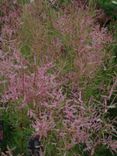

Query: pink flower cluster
[
  {"left": 0, "top": 0, "right": 21, "bottom": 35},
  {"left": 0, "top": 51, "right": 116, "bottom": 154},
  {"left": 53, "top": 7, "right": 112, "bottom": 77}
]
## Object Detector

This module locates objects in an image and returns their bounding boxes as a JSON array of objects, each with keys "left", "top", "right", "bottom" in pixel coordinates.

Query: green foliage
[
  {"left": 17, "top": 0, "right": 30, "bottom": 5},
  {"left": 94, "top": 145, "right": 113, "bottom": 156},
  {"left": 67, "top": 144, "right": 88, "bottom": 156},
  {"left": 0, "top": 105, "right": 32, "bottom": 155},
  {"left": 97, "top": 0, "right": 117, "bottom": 18}
]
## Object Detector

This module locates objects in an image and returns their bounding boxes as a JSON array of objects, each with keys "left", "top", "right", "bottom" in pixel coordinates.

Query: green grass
[
  {"left": 1, "top": 104, "right": 32, "bottom": 155},
  {"left": 89, "top": 0, "right": 117, "bottom": 18}
]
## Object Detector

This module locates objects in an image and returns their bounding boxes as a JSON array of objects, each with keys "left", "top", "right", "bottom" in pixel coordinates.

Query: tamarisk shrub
[
  {"left": 0, "top": 1, "right": 116, "bottom": 154},
  {"left": 0, "top": 0, "right": 21, "bottom": 52},
  {"left": 0, "top": 50, "right": 117, "bottom": 155},
  {"left": 53, "top": 4, "right": 112, "bottom": 78}
]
